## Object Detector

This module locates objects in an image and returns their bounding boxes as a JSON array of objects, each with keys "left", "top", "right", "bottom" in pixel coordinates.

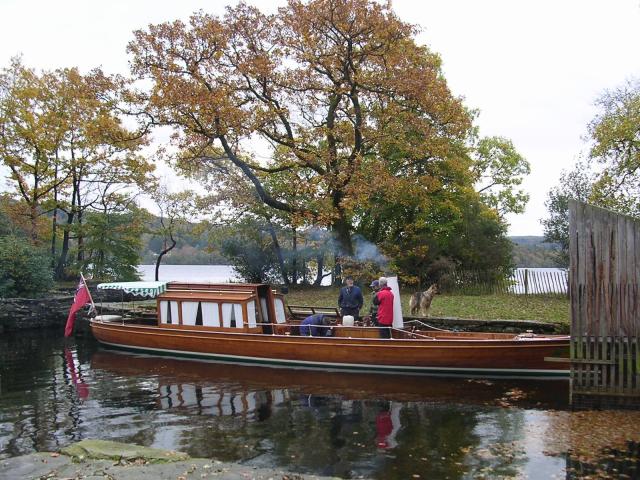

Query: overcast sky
[{"left": 1, "top": 0, "right": 639, "bottom": 235}]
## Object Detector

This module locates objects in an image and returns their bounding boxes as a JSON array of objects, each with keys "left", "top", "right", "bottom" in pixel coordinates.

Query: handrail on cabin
[
  {"left": 390, "top": 327, "right": 436, "bottom": 340},
  {"left": 404, "top": 319, "right": 452, "bottom": 333}
]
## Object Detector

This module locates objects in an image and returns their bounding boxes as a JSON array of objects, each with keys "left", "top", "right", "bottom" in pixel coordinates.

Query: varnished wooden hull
[{"left": 90, "top": 321, "right": 570, "bottom": 377}]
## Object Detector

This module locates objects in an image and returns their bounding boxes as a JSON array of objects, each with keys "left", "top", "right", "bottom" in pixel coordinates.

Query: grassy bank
[{"left": 286, "top": 286, "right": 570, "bottom": 325}]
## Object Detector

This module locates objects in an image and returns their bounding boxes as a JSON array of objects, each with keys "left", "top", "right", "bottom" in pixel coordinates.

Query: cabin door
[{"left": 257, "top": 285, "right": 275, "bottom": 333}]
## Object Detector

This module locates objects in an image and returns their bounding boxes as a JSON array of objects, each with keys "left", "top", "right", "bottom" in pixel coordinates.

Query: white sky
[{"left": 1, "top": 0, "right": 639, "bottom": 235}]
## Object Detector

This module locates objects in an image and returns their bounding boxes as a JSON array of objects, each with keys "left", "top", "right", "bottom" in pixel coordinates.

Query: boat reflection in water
[
  {"left": 91, "top": 348, "right": 568, "bottom": 412},
  {"left": 89, "top": 348, "right": 571, "bottom": 479}
]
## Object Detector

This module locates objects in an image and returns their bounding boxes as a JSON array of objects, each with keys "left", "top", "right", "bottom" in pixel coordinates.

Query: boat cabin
[
  {"left": 96, "top": 281, "right": 288, "bottom": 333},
  {"left": 158, "top": 282, "right": 288, "bottom": 333}
]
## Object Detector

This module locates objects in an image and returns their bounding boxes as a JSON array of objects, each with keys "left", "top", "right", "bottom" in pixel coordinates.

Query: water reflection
[{"left": 1, "top": 330, "right": 572, "bottom": 479}]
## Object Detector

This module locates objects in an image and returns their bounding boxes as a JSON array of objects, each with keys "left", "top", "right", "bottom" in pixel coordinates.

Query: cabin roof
[
  {"left": 97, "top": 281, "right": 168, "bottom": 297},
  {"left": 158, "top": 290, "right": 256, "bottom": 302}
]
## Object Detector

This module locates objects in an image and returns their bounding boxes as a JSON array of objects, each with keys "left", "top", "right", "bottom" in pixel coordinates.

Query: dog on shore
[{"left": 409, "top": 284, "right": 439, "bottom": 317}]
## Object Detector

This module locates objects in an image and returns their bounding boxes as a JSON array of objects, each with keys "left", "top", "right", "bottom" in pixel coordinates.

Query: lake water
[
  {"left": 138, "top": 265, "right": 567, "bottom": 295},
  {"left": 138, "top": 264, "right": 238, "bottom": 282},
  {"left": 510, "top": 268, "right": 567, "bottom": 295},
  {"left": 2, "top": 330, "right": 638, "bottom": 478},
  {"left": 7, "top": 329, "right": 635, "bottom": 479}
]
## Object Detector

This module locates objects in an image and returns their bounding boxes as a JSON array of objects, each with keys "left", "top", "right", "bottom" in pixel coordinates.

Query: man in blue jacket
[
  {"left": 338, "top": 276, "right": 363, "bottom": 321},
  {"left": 299, "top": 313, "right": 332, "bottom": 336}
]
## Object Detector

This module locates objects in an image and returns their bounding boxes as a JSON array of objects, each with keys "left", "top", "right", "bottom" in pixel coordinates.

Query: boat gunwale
[
  {"left": 90, "top": 319, "right": 569, "bottom": 348},
  {"left": 95, "top": 340, "right": 570, "bottom": 378}
]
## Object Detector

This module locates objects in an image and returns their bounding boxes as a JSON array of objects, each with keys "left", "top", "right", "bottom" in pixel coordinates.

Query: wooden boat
[{"left": 90, "top": 281, "right": 570, "bottom": 378}]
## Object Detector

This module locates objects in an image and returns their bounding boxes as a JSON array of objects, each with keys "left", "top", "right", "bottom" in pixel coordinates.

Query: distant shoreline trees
[{"left": 0, "top": 58, "right": 155, "bottom": 282}]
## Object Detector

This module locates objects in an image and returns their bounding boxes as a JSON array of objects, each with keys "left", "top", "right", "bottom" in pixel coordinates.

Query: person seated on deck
[{"left": 299, "top": 313, "right": 332, "bottom": 337}]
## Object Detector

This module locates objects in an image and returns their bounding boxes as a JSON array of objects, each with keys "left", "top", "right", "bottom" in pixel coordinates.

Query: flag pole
[{"left": 80, "top": 272, "right": 96, "bottom": 314}]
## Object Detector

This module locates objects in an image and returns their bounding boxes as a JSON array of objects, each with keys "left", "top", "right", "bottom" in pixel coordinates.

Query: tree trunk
[
  {"left": 313, "top": 253, "right": 324, "bottom": 286},
  {"left": 155, "top": 235, "right": 177, "bottom": 281},
  {"left": 55, "top": 210, "right": 74, "bottom": 280},
  {"left": 51, "top": 162, "right": 58, "bottom": 263},
  {"left": 29, "top": 203, "right": 38, "bottom": 244},
  {"left": 76, "top": 210, "right": 84, "bottom": 263},
  {"left": 266, "top": 221, "right": 289, "bottom": 286},
  {"left": 302, "top": 257, "right": 307, "bottom": 285},
  {"left": 56, "top": 171, "right": 79, "bottom": 280},
  {"left": 331, "top": 214, "right": 353, "bottom": 285},
  {"left": 291, "top": 227, "right": 297, "bottom": 285}
]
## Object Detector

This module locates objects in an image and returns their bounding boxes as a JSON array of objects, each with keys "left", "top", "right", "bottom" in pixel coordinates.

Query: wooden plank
[
  {"left": 569, "top": 200, "right": 579, "bottom": 334},
  {"left": 615, "top": 214, "right": 624, "bottom": 336},
  {"left": 602, "top": 335, "right": 609, "bottom": 391},
  {"left": 635, "top": 220, "right": 640, "bottom": 338},
  {"left": 627, "top": 336, "right": 633, "bottom": 393},
  {"left": 617, "top": 336, "right": 624, "bottom": 394},
  {"left": 585, "top": 206, "right": 594, "bottom": 335},
  {"left": 599, "top": 212, "right": 608, "bottom": 338},
  {"left": 626, "top": 217, "right": 636, "bottom": 337},
  {"left": 545, "top": 356, "right": 572, "bottom": 363},
  {"left": 594, "top": 336, "right": 601, "bottom": 390},
  {"left": 588, "top": 336, "right": 594, "bottom": 388},
  {"left": 568, "top": 357, "right": 616, "bottom": 365},
  {"left": 634, "top": 337, "right": 639, "bottom": 391}
]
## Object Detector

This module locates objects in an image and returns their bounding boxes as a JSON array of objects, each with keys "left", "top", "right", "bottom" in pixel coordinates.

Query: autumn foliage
[{"left": 128, "top": 0, "right": 474, "bottom": 259}]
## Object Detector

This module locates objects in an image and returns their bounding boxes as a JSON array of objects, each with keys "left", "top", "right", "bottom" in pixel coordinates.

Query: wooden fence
[
  {"left": 447, "top": 268, "right": 568, "bottom": 295},
  {"left": 569, "top": 200, "right": 640, "bottom": 407}
]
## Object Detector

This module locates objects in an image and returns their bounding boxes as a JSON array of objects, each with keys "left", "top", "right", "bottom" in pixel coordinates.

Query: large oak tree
[{"left": 128, "top": 0, "right": 472, "bottom": 256}]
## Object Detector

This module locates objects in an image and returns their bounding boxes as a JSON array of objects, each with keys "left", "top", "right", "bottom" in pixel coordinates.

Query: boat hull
[{"left": 90, "top": 321, "right": 570, "bottom": 378}]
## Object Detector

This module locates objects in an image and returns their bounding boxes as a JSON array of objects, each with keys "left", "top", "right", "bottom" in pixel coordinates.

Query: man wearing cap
[
  {"left": 338, "top": 276, "right": 363, "bottom": 321},
  {"left": 367, "top": 280, "right": 380, "bottom": 326}
]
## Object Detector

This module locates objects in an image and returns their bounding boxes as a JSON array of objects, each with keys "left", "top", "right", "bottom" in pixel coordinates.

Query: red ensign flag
[{"left": 64, "top": 279, "right": 92, "bottom": 337}]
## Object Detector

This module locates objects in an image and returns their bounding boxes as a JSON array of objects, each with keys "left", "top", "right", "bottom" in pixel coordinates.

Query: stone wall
[
  {"left": 0, "top": 296, "right": 74, "bottom": 333},
  {"left": 0, "top": 285, "right": 146, "bottom": 334},
  {"left": 406, "top": 316, "right": 567, "bottom": 334}
]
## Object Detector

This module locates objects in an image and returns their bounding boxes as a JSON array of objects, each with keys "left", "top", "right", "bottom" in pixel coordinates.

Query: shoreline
[{"left": 0, "top": 440, "right": 344, "bottom": 480}]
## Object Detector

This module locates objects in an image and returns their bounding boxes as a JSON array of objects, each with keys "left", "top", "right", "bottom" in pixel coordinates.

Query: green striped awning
[{"left": 97, "top": 281, "right": 167, "bottom": 298}]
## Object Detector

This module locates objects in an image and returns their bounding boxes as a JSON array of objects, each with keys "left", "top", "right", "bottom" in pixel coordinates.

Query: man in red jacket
[{"left": 373, "top": 277, "right": 394, "bottom": 339}]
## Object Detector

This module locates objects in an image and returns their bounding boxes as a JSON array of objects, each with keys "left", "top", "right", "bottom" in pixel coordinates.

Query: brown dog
[{"left": 409, "top": 284, "right": 438, "bottom": 317}]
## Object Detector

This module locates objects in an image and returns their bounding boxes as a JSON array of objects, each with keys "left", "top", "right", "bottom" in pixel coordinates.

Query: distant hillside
[
  {"left": 509, "top": 236, "right": 563, "bottom": 268},
  {"left": 140, "top": 225, "right": 563, "bottom": 268}
]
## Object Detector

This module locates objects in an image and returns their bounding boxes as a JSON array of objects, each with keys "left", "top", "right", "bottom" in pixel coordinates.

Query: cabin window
[
  {"left": 202, "top": 302, "right": 220, "bottom": 327},
  {"left": 274, "top": 298, "right": 286, "bottom": 324},
  {"left": 181, "top": 302, "right": 201, "bottom": 326},
  {"left": 247, "top": 301, "right": 257, "bottom": 328},
  {"left": 160, "top": 300, "right": 179, "bottom": 325},
  {"left": 222, "top": 303, "right": 244, "bottom": 328}
]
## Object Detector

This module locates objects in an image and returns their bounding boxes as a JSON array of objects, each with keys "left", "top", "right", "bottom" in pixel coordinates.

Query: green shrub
[{"left": 0, "top": 235, "right": 53, "bottom": 297}]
